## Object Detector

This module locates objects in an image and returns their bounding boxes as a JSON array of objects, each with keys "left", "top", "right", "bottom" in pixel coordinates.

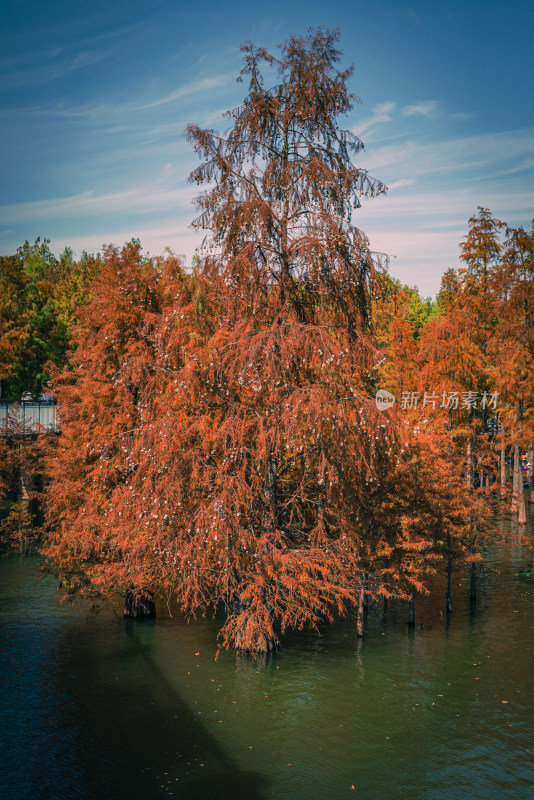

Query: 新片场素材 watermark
[{"left": 375, "top": 389, "right": 498, "bottom": 411}]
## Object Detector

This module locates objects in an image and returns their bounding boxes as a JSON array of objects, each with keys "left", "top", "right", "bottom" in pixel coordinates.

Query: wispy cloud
[
  {"left": 133, "top": 76, "right": 229, "bottom": 110},
  {"left": 402, "top": 100, "right": 440, "bottom": 117},
  {"left": 386, "top": 178, "right": 417, "bottom": 191},
  {"left": 356, "top": 102, "right": 396, "bottom": 137},
  {"left": 364, "top": 127, "right": 534, "bottom": 181},
  {"left": 352, "top": 124, "right": 534, "bottom": 295},
  {"left": 0, "top": 49, "right": 112, "bottom": 91},
  {"left": 0, "top": 175, "right": 196, "bottom": 225},
  {"left": 8, "top": 73, "right": 232, "bottom": 121}
]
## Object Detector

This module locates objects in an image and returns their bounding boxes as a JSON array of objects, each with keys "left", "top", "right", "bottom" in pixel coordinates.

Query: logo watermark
[
  {"left": 376, "top": 389, "right": 499, "bottom": 411},
  {"left": 375, "top": 389, "right": 396, "bottom": 411}
]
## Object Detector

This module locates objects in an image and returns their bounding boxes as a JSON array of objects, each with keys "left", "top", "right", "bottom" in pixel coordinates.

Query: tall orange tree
[
  {"left": 42, "top": 242, "right": 189, "bottom": 614},
  {"left": 491, "top": 221, "right": 534, "bottom": 522},
  {"left": 173, "top": 28, "right": 427, "bottom": 651},
  {"left": 415, "top": 211, "right": 516, "bottom": 603},
  {"left": 42, "top": 32, "right": 511, "bottom": 650}
]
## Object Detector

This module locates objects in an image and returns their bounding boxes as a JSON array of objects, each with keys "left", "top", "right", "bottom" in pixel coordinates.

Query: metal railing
[{"left": 0, "top": 401, "right": 57, "bottom": 434}]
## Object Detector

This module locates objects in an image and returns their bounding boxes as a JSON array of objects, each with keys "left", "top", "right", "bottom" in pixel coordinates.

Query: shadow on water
[
  {"left": 0, "top": 558, "right": 265, "bottom": 800},
  {"left": 58, "top": 622, "right": 265, "bottom": 800}
]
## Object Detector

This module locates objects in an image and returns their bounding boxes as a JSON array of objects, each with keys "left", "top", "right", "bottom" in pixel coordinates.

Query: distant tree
[
  {"left": 373, "top": 276, "right": 429, "bottom": 399},
  {"left": 0, "top": 256, "right": 28, "bottom": 398},
  {"left": 0, "top": 238, "right": 99, "bottom": 399},
  {"left": 491, "top": 221, "right": 534, "bottom": 522},
  {"left": 414, "top": 210, "right": 519, "bottom": 600},
  {"left": 0, "top": 408, "right": 46, "bottom": 554}
]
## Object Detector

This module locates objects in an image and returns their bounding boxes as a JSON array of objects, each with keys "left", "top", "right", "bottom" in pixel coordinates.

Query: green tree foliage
[{"left": 0, "top": 238, "right": 99, "bottom": 398}]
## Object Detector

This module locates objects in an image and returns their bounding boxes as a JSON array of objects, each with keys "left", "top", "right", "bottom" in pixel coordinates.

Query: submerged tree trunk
[
  {"left": 512, "top": 443, "right": 527, "bottom": 525},
  {"left": 407, "top": 594, "right": 416, "bottom": 627},
  {"left": 124, "top": 590, "right": 156, "bottom": 619},
  {"left": 529, "top": 445, "right": 534, "bottom": 504},
  {"left": 514, "top": 400, "right": 527, "bottom": 524},
  {"left": 234, "top": 631, "right": 277, "bottom": 654},
  {"left": 356, "top": 579, "right": 366, "bottom": 638},
  {"left": 232, "top": 607, "right": 277, "bottom": 654},
  {"left": 446, "top": 554, "right": 453, "bottom": 614},
  {"left": 518, "top": 486, "right": 527, "bottom": 525},
  {"left": 511, "top": 444, "right": 519, "bottom": 513},
  {"left": 470, "top": 562, "right": 477, "bottom": 603},
  {"left": 223, "top": 449, "right": 279, "bottom": 654}
]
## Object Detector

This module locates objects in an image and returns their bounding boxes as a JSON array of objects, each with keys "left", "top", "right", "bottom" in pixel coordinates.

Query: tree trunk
[
  {"left": 466, "top": 439, "right": 473, "bottom": 490},
  {"left": 500, "top": 428, "right": 506, "bottom": 490},
  {"left": 234, "top": 629, "right": 277, "bottom": 654},
  {"left": 529, "top": 445, "right": 534, "bottom": 504},
  {"left": 513, "top": 443, "right": 526, "bottom": 524},
  {"left": 514, "top": 400, "right": 527, "bottom": 524},
  {"left": 124, "top": 590, "right": 156, "bottom": 619},
  {"left": 518, "top": 486, "right": 527, "bottom": 525},
  {"left": 511, "top": 444, "right": 519, "bottom": 513},
  {"left": 446, "top": 555, "right": 453, "bottom": 614},
  {"left": 407, "top": 594, "right": 415, "bottom": 627},
  {"left": 233, "top": 610, "right": 277, "bottom": 654},
  {"left": 264, "top": 449, "right": 279, "bottom": 530},
  {"left": 17, "top": 468, "right": 32, "bottom": 555},
  {"left": 20, "top": 472, "right": 31, "bottom": 515},
  {"left": 470, "top": 562, "right": 477, "bottom": 603},
  {"left": 356, "top": 580, "right": 365, "bottom": 637}
]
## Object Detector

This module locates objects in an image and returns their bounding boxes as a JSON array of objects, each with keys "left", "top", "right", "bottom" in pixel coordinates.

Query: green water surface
[{"left": 1, "top": 519, "right": 533, "bottom": 800}]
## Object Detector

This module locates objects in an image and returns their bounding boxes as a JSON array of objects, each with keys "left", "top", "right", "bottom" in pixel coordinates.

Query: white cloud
[
  {"left": 134, "top": 76, "right": 229, "bottom": 110},
  {"left": 386, "top": 178, "right": 417, "bottom": 191},
  {"left": 10, "top": 74, "right": 232, "bottom": 121},
  {"left": 356, "top": 102, "right": 396, "bottom": 137},
  {"left": 402, "top": 100, "right": 440, "bottom": 117},
  {"left": 0, "top": 49, "right": 112, "bottom": 90},
  {"left": 364, "top": 127, "right": 534, "bottom": 182},
  {"left": 350, "top": 124, "right": 534, "bottom": 295},
  {"left": 0, "top": 178, "right": 197, "bottom": 225}
]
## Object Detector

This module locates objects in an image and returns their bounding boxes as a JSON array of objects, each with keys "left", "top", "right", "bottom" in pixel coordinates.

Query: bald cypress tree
[{"left": 180, "top": 28, "right": 419, "bottom": 652}]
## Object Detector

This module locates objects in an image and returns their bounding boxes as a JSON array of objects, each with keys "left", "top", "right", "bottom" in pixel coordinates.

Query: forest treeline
[{"left": 0, "top": 28, "right": 532, "bottom": 652}]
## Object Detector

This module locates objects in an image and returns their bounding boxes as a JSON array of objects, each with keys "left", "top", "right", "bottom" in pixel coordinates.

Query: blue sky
[{"left": 1, "top": 0, "right": 533, "bottom": 296}]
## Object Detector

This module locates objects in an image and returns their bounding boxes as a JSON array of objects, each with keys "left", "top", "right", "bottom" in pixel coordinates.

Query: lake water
[{"left": 1, "top": 514, "right": 533, "bottom": 800}]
